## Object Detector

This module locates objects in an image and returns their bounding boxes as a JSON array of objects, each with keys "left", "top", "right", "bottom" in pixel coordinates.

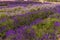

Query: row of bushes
[{"left": 0, "top": 9, "right": 54, "bottom": 39}]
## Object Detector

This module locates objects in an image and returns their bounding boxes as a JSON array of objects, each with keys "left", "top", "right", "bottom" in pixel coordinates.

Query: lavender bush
[{"left": 0, "top": 2, "right": 60, "bottom": 40}]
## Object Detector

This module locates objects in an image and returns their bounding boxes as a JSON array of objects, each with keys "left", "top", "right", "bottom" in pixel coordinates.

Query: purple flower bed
[{"left": 0, "top": 2, "right": 60, "bottom": 40}]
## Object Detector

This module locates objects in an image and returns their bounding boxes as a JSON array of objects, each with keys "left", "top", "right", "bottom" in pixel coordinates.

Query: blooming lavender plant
[
  {"left": 32, "top": 17, "right": 58, "bottom": 40},
  {"left": 0, "top": 2, "right": 60, "bottom": 40}
]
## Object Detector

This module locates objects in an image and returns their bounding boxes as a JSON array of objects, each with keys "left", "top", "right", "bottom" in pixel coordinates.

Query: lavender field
[{"left": 0, "top": 1, "right": 60, "bottom": 40}]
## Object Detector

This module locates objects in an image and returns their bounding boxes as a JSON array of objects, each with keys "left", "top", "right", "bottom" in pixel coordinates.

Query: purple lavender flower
[
  {"left": 6, "top": 29, "right": 16, "bottom": 37},
  {"left": 16, "top": 34, "right": 24, "bottom": 40},
  {"left": 15, "top": 27, "right": 28, "bottom": 40},
  {"left": 55, "top": 5, "right": 60, "bottom": 13},
  {"left": 41, "top": 33, "right": 57, "bottom": 40},
  {"left": 54, "top": 22, "right": 60, "bottom": 26},
  {"left": 0, "top": 26, "right": 6, "bottom": 33}
]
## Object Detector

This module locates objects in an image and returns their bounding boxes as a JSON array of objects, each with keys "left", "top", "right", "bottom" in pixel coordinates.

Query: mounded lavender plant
[
  {"left": 0, "top": 2, "right": 60, "bottom": 40},
  {"left": 32, "top": 17, "right": 58, "bottom": 40}
]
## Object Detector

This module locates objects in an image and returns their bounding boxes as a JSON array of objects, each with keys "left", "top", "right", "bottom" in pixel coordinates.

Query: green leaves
[
  {"left": 0, "top": 32, "right": 6, "bottom": 38},
  {"left": 0, "top": 3, "right": 7, "bottom": 6},
  {"left": 6, "top": 19, "right": 14, "bottom": 29},
  {"left": 0, "top": 18, "right": 14, "bottom": 30},
  {"left": 0, "top": 14, "right": 7, "bottom": 18},
  {"left": 32, "top": 17, "right": 58, "bottom": 38},
  {"left": 29, "top": 8, "right": 37, "bottom": 12}
]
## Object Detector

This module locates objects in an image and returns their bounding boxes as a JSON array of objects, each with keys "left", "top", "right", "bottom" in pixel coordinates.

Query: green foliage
[
  {"left": 0, "top": 10, "right": 6, "bottom": 12},
  {"left": 24, "top": 28, "right": 35, "bottom": 40},
  {"left": 46, "top": 0, "right": 57, "bottom": 2},
  {"left": 16, "top": 11, "right": 54, "bottom": 26},
  {"left": 28, "top": 13, "right": 40, "bottom": 22},
  {"left": 0, "top": 18, "right": 14, "bottom": 38},
  {"left": 29, "top": 10, "right": 53, "bottom": 21},
  {"left": 0, "top": 14, "right": 7, "bottom": 18},
  {"left": 0, "top": 32, "right": 6, "bottom": 38},
  {"left": 0, "top": 7, "right": 22, "bottom": 13},
  {"left": 7, "top": 10, "right": 13, "bottom": 13},
  {"left": 0, "top": 19, "right": 14, "bottom": 30},
  {"left": 56, "top": 27, "right": 60, "bottom": 34},
  {"left": 0, "top": 13, "right": 14, "bottom": 29},
  {"left": 21, "top": 10, "right": 26, "bottom": 14},
  {"left": 29, "top": 8, "right": 36, "bottom": 12},
  {"left": 32, "top": 18, "right": 58, "bottom": 38},
  {"left": 13, "top": 7, "right": 22, "bottom": 13},
  {"left": 0, "top": 3, "right": 7, "bottom": 6},
  {"left": 6, "top": 19, "right": 14, "bottom": 29},
  {"left": 7, "top": 20, "right": 13, "bottom": 28},
  {"left": 29, "top": 6, "right": 40, "bottom": 12},
  {"left": 17, "top": 17, "right": 30, "bottom": 25}
]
